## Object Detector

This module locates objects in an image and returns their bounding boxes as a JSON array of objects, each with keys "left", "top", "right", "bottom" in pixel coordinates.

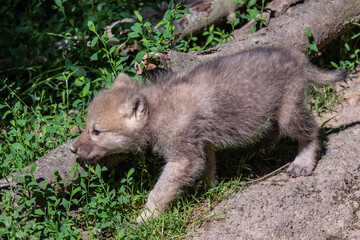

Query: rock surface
[{"left": 190, "top": 73, "right": 360, "bottom": 240}]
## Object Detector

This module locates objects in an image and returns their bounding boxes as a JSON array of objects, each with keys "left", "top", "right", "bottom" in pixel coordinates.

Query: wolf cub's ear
[
  {"left": 127, "top": 94, "right": 148, "bottom": 120},
  {"left": 112, "top": 73, "right": 136, "bottom": 89}
]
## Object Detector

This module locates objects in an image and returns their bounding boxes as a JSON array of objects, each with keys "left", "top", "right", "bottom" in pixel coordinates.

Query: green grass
[
  {"left": 0, "top": 159, "right": 249, "bottom": 239},
  {"left": 307, "top": 84, "right": 346, "bottom": 117},
  {"left": 0, "top": 0, "right": 359, "bottom": 238}
]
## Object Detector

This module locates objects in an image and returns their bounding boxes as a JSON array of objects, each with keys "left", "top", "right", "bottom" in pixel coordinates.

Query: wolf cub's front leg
[{"left": 136, "top": 155, "right": 204, "bottom": 223}]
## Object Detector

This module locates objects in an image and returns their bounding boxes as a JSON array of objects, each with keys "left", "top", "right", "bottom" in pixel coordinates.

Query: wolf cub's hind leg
[
  {"left": 201, "top": 144, "right": 218, "bottom": 191},
  {"left": 265, "top": 121, "right": 281, "bottom": 154},
  {"left": 278, "top": 104, "right": 319, "bottom": 177},
  {"left": 287, "top": 138, "right": 318, "bottom": 177}
]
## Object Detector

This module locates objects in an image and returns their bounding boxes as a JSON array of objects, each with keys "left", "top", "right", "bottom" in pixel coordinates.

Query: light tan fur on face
[
  {"left": 70, "top": 47, "right": 346, "bottom": 223},
  {"left": 70, "top": 75, "right": 149, "bottom": 160}
]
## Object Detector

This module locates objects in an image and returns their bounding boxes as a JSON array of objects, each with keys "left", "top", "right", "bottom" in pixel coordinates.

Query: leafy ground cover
[{"left": 0, "top": 0, "right": 359, "bottom": 238}]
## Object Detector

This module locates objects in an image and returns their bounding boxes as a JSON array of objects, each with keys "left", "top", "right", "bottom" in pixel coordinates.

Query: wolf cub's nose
[{"left": 70, "top": 145, "right": 77, "bottom": 154}]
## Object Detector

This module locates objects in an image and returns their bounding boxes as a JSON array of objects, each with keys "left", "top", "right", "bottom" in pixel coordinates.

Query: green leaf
[
  {"left": 90, "top": 52, "right": 98, "bottom": 61},
  {"left": 134, "top": 10, "right": 143, "bottom": 23},
  {"left": 175, "top": 13, "right": 184, "bottom": 20},
  {"left": 344, "top": 43, "right": 350, "bottom": 51},
  {"left": 16, "top": 119, "right": 26, "bottom": 127},
  {"left": 182, "top": 7, "right": 191, "bottom": 14},
  {"left": 205, "top": 34, "right": 214, "bottom": 46},
  {"left": 351, "top": 32, "right": 360, "bottom": 40},
  {"left": 169, "top": 1, "right": 174, "bottom": 9},
  {"left": 330, "top": 61, "right": 339, "bottom": 69},
  {"left": 74, "top": 77, "right": 84, "bottom": 87},
  {"left": 127, "top": 168, "right": 135, "bottom": 178},
  {"left": 88, "top": 202, "right": 96, "bottom": 208},
  {"left": 2, "top": 129, "right": 7, "bottom": 138},
  {"left": 61, "top": 198, "right": 69, "bottom": 210},
  {"left": 45, "top": 125, "right": 57, "bottom": 134},
  {"left": 30, "top": 163, "right": 37, "bottom": 174},
  {"left": 80, "top": 171, "right": 88, "bottom": 178},
  {"left": 109, "top": 45, "right": 117, "bottom": 54},
  {"left": 88, "top": 21, "right": 96, "bottom": 33},
  {"left": 163, "top": 29, "right": 171, "bottom": 39},
  {"left": 72, "top": 186, "right": 81, "bottom": 196},
  {"left": 120, "top": 12, "right": 133, "bottom": 18},
  {"left": 135, "top": 50, "right": 146, "bottom": 63},
  {"left": 71, "top": 166, "right": 77, "bottom": 180},
  {"left": 128, "top": 32, "right": 140, "bottom": 38},
  {"left": 90, "top": 37, "right": 98, "bottom": 47},
  {"left": 12, "top": 143, "right": 25, "bottom": 152},
  {"left": 54, "top": 0, "right": 62, "bottom": 7},
  {"left": 69, "top": 18, "right": 74, "bottom": 27},
  {"left": 70, "top": 66, "right": 86, "bottom": 77},
  {"left": 248, "top": 0, "right": 256, "bottom": 7},
  {"left": 38, "top": 180, "right": 47, "bottom": 185},
  {"left": 150, "top": 46, "right": 159, "bottom": 52},
  {"left": 55, "top": 198, "right": 61, "bottom": 207},
  {"left": 140, "top": 38, "right": 149, "bottom": 46},
  {"left": 82, "top": 83, "right": 90, "bottom": 97},
  {"left": 144, "top": 21, "right": 152, "bottom": 30},
  {"left": 163, "top": 10, "right": 172, "bottom": 21},
  {"left": 25, "top": 197, "right": 36, "bottom": 206},
  {"left": 115, "top": 64, "right": 124, "bottom": 70},
  {"left": 131, "top": 25, "right": 143, "bottom": 34},
  {"left": 53, "top": 170, "right": 59, "bottom": 180},
  {"left": 34, "top": 209, "right": 45, "bottom": 216},
  {"left": 209, "top": 24, "right": 214, "bottom": 33},
  {"left": 59, "top": 180, "right": 68, "bottom": 184},
  {"left": 2, "top": 110, "right": 12, "bottom": 119},
  {"left": 95, "top": 164, "right": 102, "bottom": 177},
  {"left": 309, "top": 42, "right": 318, "bottom": 52},
  {"left": 27, "top": 181, "right": 38, "bottom": 187},
  {"left": 233, "top": 18, "right": 240, "bottom": 26},
  {"left": 306, "top": 27, "right": 312, "bottom": 37}
]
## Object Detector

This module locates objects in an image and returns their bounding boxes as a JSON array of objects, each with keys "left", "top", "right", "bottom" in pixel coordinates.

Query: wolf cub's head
[{"left": 70, "top": 73, "right": 149, "bottom": 161}]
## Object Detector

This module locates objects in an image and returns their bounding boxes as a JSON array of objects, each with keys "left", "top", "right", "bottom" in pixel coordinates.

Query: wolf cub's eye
[{"left": 93, "top": 129, "right": 101, "bottom": 136}]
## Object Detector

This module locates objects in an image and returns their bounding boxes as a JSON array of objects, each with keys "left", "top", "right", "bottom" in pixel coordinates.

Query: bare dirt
[{"left": 189, "top": 71, "right": 360, "bottom": 240}]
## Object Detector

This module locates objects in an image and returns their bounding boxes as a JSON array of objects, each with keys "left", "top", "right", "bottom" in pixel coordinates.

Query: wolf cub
[{"left": 71, "top": 47, "right": 346, "bottom": 222}]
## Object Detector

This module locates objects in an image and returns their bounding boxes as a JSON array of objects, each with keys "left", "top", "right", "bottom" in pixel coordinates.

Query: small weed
[
  {"left": 0, "top": 163, "right": 136, "bottom": 239},
  {"left": 307, "top": 22, "right": 360, "bottom": 115},
  {"left": 306, "top": 27, "right": 319, "bottom": 55},
  {"left": 307, "top": 84, "right": 345, "bottom": 116},
  {"left": 234, "top": 0, "right": 267, "bottom": 33},
  {"left": 330, "top": 21, "right": 360, "bottom": 70}
]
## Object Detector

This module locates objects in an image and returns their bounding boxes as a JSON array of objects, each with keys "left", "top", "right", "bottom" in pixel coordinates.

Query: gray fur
[{"left": 70, "top": 47, "right": 346, "bottom": 222}]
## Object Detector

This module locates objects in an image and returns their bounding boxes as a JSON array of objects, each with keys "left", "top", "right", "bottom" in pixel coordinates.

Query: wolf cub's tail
[{"left": 307, "top": 66, "right": 347, "bottom": 85}]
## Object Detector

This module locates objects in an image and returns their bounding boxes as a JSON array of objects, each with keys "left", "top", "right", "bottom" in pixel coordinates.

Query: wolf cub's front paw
[{"left": 136, "top": 209, "right": 159, "bottom": 223}]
